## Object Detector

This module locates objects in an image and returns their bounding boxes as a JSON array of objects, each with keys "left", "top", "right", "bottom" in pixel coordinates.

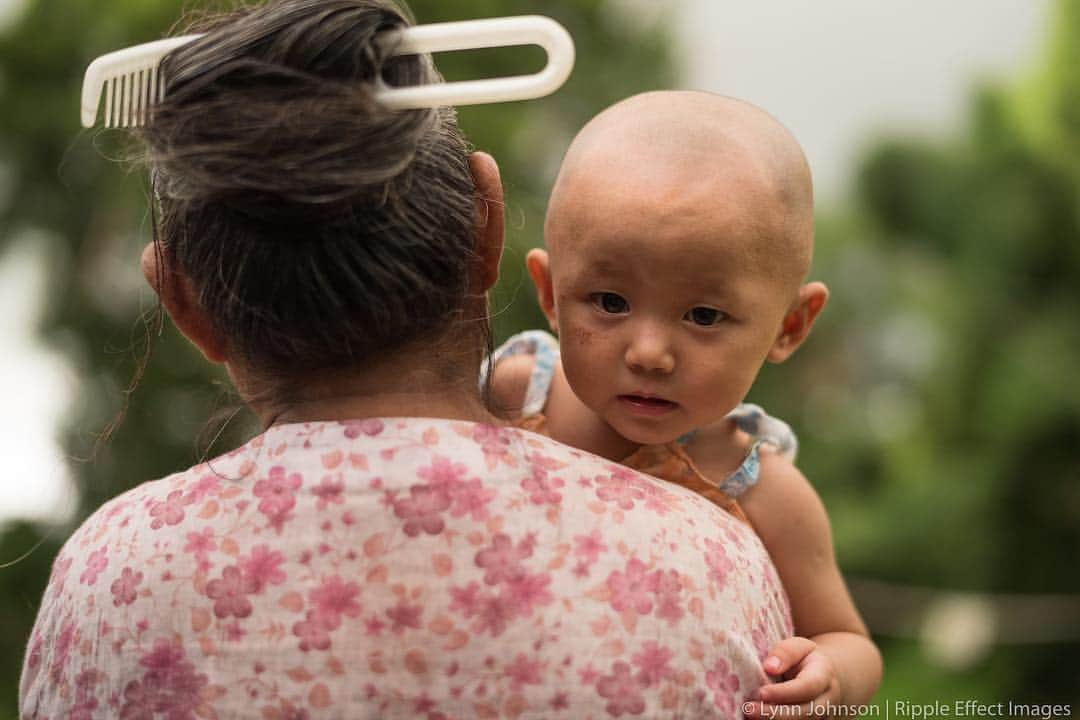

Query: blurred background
[{"left": 1, "top": 0, "right": 1077, "bottom": 714}]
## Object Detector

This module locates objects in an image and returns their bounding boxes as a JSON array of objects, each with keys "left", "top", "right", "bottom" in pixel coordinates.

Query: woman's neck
[
  {"left": 266, "top": 387, "right": 497, "bottom": 428},
  {"left": 234, "top": 343, "right": 500, "bottom": 429}
]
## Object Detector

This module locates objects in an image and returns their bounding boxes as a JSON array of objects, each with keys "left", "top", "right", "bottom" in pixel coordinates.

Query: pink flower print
[
  {"left": 309, "top": 575, "right": 362, "bottom": 629},
  {"left": 519, "top": 532, "right": 538, "bottom": 555},
  {"left": 723, "top": 523, "right": 747, "bottom": 551},
  {"left": 205, "top": 565, "right": 258, "bottom": 619},
  {"left": 578, "top": 663, "right": 601, "bottom": 685},
  {"left": 472, "top": 592, "right": 517, "bottom": 638},
  {"left": 475, "top": 533, "right": 531, "bottom": 586},
  {"left": 653, "top": 569, "right": 685, "bottom": 624},
  {"left": 417, "top": 455, "right": 469, "bottom": 495},
  {"left": 110, "top": 567, "right": 144, "bottom": 607},
  {"left": 183, "top": 527, "right": 217, "bottom": 563},
  {"left": 631, "top": 642, "right": 675, "bottom": 687},
  {"left": 49, "top": 555, "right": 73, "bottom": 590},
  {"left": 104, "top": 498, "right": 129, "bottom": 519},
  {"left": 703, "top": 538, "right": 735, "bottom": 589},
  {"left": 606, "top": 558, "right": 660, "bottom": 615},
  {"left": 449, "top": 582, "right": 483, "bottom": 617},
  {"left": 120, "top": 677, "right": 159, "bottom": 719},
  {"left": 705, "top": 658, "right": 741, "bottom": 715},
  {"left": 293, "top": 610, "right": 332, "bottom": 652},
  {"left": 472, "top": 424, "right": 514, "bottom": 466},
  {"left": 312, "top": 475, "right": 345, "bottom": 510},
  {"left": 596, "top": 661, "right": 647, "bottom": 717},
  {"left": 140, "top": 634, "right": 206, "bottom": 677},
  {"left": 386, "top": 601, "right": 423, "bottom": 634},
  {"left": 80, "top": 546, "right": 109, "bottom": 586},
  {"left": 71, "top": 669, "right": 100, "bottom": 720},
  {"left": 50, "top": 617, "right": 76, "bottom": 682},
  {"left": 415, "top": 695, "right": 437, "bottom": 714},
  {"left": 394, "top": 484, "right": 451, "bottom": 537},
  {"left": 254, "top": 466, "right": 302, "bottom": 517},
  {"left": 504, "top": 653, "right": 543, "bottom": 689},
  {"left": 149, "top": 489, "right": 193, "bottom": 530},
  {"left": 637, "top": 482, "right": 676, "bottom": 515},
  {"left": 239, "top": 544, "right": 287, "bottom": 592},
  {"left": 594, "top": 468, "right": 647, "bottom": 510},
  {"left": 364, "top": 615, "right": 386, "bottom": 636},
  {"left": 504, "top": 572, "right": 554, "bottom": 615},
  {"left": 186, "top": 474, "right": 222, "bottom": 503},
  {"left": 448, "top": 477, "right": 496, "bottom": 521},
  {"left": 521, "top": 468, "right": 564, "bottom": 506},
  {"left": 752, "top": 607, "right": 787, "bottom": 659},
  {"left": 343, "top": 418, "right": 384, "bottom": 438},
  {"left": 121, "top": 638, "right": 209, "bottom": 719},
  {"left": 224, "top": 622, "right": 247, "bottom": 642},
  {"left": 528, "top": 451, "right": 565, "bottom": 473},
  {"left": 24, "top": 632, "right": 42, "bottom": 681},
  {"left": 574, "top": 528, "right": 608, "bottom": 564}
]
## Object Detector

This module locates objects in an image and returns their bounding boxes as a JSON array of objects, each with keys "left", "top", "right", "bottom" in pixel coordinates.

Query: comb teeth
[
  {"left": 101, "top": 65, "right": 162, "bottom": 128},
  {"left": 81, "top": 34, "right": 197, "bottom": 128}
]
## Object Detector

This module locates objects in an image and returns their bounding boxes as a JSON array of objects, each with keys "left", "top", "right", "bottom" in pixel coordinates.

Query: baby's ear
[
  {"left": 767, "top": 281, "right": 828, "bottom": 363},
  {"left": 526, "top": 248, "right": 558, "bottom": 332}
]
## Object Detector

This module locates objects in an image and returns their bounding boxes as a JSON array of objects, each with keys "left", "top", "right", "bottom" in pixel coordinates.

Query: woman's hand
[{"left": 743, "top": 636, "right": 840, "bottom": 718}]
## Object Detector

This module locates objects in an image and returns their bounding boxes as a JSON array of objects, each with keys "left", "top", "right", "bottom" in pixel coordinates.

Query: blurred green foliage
[
  {"left": 746, "top": 0, "right": 1080, "bottom": 707},
  {"left": 2, "top": 0, "right": 1079, "bottom": 715}
]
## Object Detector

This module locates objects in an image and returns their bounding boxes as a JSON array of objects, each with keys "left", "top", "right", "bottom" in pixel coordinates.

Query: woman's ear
[
  {"left": 767, "top": 281, "right": 828, "bottom": 363},
  {"left": 525, "top": 248, "right": 557, "bottom": 333},
  {"left": 468, "top": 151, "right": 505, "bottom": 292},
  {"left": 141, "top": 242, "right": 228, "bottom": 364}
]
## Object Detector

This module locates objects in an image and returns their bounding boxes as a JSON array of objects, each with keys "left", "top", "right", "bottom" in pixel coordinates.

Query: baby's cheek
[{"left": 565, "top": 325, "right": 596, "bottom": 347}]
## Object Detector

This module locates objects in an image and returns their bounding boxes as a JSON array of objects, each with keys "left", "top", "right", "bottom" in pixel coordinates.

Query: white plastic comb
[{"left": 81, "top": 15, "right": 575, "bottom": 128}]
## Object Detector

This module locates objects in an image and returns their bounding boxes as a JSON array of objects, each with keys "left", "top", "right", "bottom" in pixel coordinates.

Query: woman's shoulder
[{"left": 23, "top": 417, "right": 792, "bottom": 717}]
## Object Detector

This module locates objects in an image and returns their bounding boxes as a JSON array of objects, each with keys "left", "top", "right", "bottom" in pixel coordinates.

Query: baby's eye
[
  {"left": 591, "top": 292, "right": 630, "bottom": 314},
  {"left": 685, "top": 306, "right": 726, "bottom": 326}
]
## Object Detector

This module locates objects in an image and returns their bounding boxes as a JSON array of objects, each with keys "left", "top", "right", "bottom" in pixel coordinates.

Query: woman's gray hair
[{"left": 141, "top": 0, "right": 479, "bottom": 383}]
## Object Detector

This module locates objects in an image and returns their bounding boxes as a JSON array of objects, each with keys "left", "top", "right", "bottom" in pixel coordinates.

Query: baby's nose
[{"left": 624, "top": 329, "right": 675, "bottom": 374}]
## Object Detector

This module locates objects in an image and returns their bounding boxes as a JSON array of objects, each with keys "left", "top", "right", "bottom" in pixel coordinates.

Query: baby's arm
[
  {"left": 739, "top": 451, "right": 882, "bottom": 714},
  {"left": 487, "top": 353, "right": 535, "bottom": 419}
]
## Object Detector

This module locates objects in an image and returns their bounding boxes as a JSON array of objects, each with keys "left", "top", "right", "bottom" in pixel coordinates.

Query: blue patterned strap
[
  {"left": 717, "top": 440, "right": 763, "bottom": 498},
  {"left": 679, "top": 403, "right": 799, "bottom": 498},
  {"left": 481, "top": 329, "right": 560, "bottom": 417},
  {"left": 727, "top": 402, "right": 798, "bottom": 462}
]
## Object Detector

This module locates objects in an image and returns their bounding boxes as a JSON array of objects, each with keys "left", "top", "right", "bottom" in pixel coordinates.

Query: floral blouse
[{"left": 21, "top": 418, "right": 792, "bottom": 719}]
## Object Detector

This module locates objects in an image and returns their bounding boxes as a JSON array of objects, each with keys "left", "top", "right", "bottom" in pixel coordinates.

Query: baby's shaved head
[{"left": 546, "top": 91, "right": 814, "bottom": 293}]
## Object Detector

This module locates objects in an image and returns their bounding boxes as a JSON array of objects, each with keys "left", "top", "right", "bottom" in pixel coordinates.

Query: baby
[{"left": 490, "top": 91, "right": 881, "bottom": 712}]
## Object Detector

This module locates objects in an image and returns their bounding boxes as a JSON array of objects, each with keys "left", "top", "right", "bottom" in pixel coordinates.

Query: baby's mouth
[{"left": 618, "top": 394, "right": 679, "bottom": 414}]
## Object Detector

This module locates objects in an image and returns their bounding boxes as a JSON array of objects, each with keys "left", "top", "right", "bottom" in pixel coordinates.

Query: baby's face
[{"left": 545, "top": 179, "right": 798, "bottom": 446}]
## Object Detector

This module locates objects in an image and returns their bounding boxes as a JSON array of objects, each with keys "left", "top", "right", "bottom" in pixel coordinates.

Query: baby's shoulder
[
  {"left": 683, "top": 416, "right": 755, "bottom": 476},
  {"left": 686, "top": 414, "right": 804, "bottom": 499},
  {"left": 732, "top": 446, "right": 827, "bottom": 554}
]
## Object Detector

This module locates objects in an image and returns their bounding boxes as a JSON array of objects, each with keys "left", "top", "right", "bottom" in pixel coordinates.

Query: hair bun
[{"left": 145, "top": 0, "right": 436, "bottom": 210}]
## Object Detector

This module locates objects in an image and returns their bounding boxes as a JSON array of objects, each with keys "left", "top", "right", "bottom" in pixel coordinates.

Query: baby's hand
[{"left": 743, "top": 637, "right": 840, "bottom": 718}]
